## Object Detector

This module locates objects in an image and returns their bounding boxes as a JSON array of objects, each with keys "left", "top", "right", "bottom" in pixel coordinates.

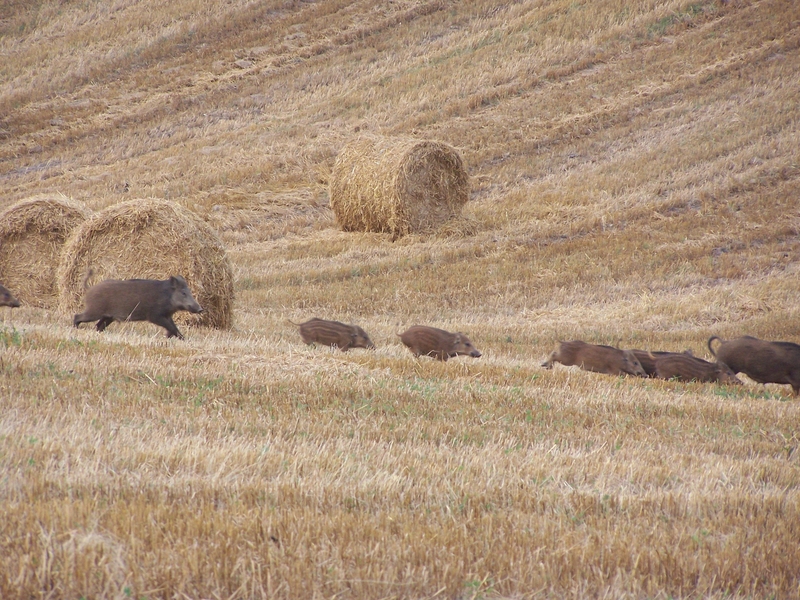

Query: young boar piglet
[
  {"left": 290, "top": 318, "right": 375, "bottom": 351},
  {"left": 654, "top": 353, "right": 741, "bottom": 385},
  {"left": 543, "top": 340, "right": 646, "bottom": 377},
  {"left": 399, "top": 325, "right": 481, "bottom": 361},
  {"left": 631, "top": 349, "right": 694, "bottom": 378}
]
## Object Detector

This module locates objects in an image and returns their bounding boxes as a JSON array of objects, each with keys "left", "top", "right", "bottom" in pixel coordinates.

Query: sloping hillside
[
  {"left": 3, "top": 0, "right": 799, "bottom": 341},
  {"left": 1, "top": 1, "right": 799, "bottom": 598}
]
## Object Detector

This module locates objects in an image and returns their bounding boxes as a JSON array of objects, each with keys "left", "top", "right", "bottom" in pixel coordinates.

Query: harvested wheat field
[{"left": 1, "top": 0, "right": 799, "bottom": 598}]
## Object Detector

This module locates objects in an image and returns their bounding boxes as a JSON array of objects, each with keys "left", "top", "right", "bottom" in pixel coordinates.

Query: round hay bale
[
  {"left": 329, "top": 136, "right": 470, "bottom": 238},
  {"left": 57, "top": 199, "right": 234, "bottom": 330},
  {"left": 0, "top": 194, "right": 91, "bottom": 308}
]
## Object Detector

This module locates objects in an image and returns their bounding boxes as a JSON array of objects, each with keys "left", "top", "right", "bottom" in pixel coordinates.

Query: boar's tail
[
  {"left": 287, "top": 319, "right": 301, "bottom": 327},
  {"left": 81, "top": 267, "right": 94, "bottom": 291},
  {"left": 707, "top": 336, "right": 722, "bottom": 357}
]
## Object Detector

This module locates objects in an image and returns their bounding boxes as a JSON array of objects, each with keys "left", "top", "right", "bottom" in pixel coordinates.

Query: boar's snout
[
  {"left": 0, "top": 284, "right": 20, "bottom": 308},
  {"left": 352, "top": 326, "right": 375, "bottom": 350},
  {"left": 2, "top": 294, "right": 20, "bottom": 308},
  {"left": 179, "top": 296, "right": 203, "bottom": 314},
  {"left": 454, "top": 334, "right": 481, "bottom": 358},
  {"left": 170, "top": 275, "right": 203, "bottom": 314},
  {"left": 716, "top": 362, "right": 742, "bottom": 385},
  {"left": 622, "top": 350, "right": 647, "bottom": 377}
]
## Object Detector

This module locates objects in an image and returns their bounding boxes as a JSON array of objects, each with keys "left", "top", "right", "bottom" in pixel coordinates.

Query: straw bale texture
[
  {"left": 57, "top": 199, "right": 234, "bottom": 329},
  {"left": 329, "top": 136, "right": 470, "bottom": 238},
  {"left": 0, "top": 194, "right": 90, "bottom": 307}
]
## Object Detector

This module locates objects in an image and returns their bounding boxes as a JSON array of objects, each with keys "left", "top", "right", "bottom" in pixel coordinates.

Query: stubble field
[{"left": 1, "top": 0, "right": 799, "bottom": 598}]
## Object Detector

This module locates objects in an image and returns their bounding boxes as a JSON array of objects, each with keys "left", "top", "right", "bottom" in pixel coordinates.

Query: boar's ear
[{"left": 453, "top": 333, "right": 463, "bottom": 343}]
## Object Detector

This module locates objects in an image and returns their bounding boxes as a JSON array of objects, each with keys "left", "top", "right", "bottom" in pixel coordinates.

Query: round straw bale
[
  {"left": 57, "top": 199, "right": 234, "bottom": 329},
  {"left": 329, "top": 136, "right": 470, "bottom": 238},
  {"left": 0, "top": 194, "right": 90, "bottom": 308}
]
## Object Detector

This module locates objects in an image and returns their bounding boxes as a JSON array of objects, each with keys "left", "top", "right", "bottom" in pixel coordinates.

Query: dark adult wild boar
[
  {"left": 399, "top": 325, "right": 481, "bottom": 361},
  {"left": 290, "top": 318, "right": 375, "bottom": 351},
  {"left": 631, "top": 349, "right": 694, "bottom": 378},
  {"left": 709, "top": 335, "right": 800, "bottom": 395},
  {"left": 73, "top": 276, "right": 203, "bottom": 339},
  {"left": 0, "top": 283, "right": 20, "bottom": 308},
  {"left": 542, "top": 341, "right": 646, "bottom": 377},
  {"left": 654, "top": 353, "right": 741, "bottom": 385}
]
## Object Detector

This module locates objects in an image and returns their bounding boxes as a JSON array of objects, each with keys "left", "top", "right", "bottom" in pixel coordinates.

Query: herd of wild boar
[{"left": 2, "top": 277, "right": 799, "bottom": 396}]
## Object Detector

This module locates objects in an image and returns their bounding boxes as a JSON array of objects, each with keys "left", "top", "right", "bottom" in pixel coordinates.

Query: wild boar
[
  {"left": 631, "top": 349, "right": 694, "bottom": 378},
  {"left": 542, "top": 340, "right": 646, "bottom": 377},
  {"left": 398, "top": 325, "right": 481, "bottom": 361},
  {"left": 709, "top": 335, "right": 800, "bottom": 395},
  {"left": 0, "top": 283, "right": 20, "bottom": 308},
  {"left": 654, "top": 353, "right": 741, "bottom": 385},
  {"left": 290, "top": 318, "right": 375, "bottom": 351},
  {"left": 73, "top": 275, "right": 203, "bottom": 339}
]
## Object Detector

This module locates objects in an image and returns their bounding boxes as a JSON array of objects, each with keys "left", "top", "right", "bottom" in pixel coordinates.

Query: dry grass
[{"left": 1, "top": 0, "right": 800, "bottom": 597}]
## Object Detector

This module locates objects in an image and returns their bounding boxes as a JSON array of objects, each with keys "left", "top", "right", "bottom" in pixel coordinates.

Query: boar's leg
[
  {"left": 95, "top": 316, "right": 114, "bottom": 332},
  {"left": 73, "top": 312, "right": 94, "bottom": 328},
  {"left": 152, "top": 315, "right": 184, "bottom": 340}
]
